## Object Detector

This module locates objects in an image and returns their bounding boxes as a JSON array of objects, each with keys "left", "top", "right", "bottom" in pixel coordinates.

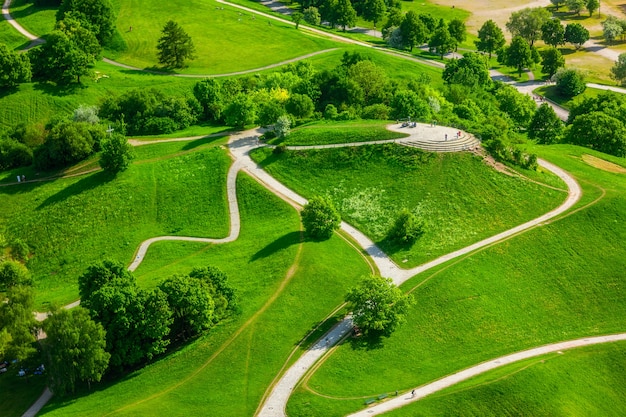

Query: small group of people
[{"left": 16, "top": 174, "right": 26, "bottom": 183}]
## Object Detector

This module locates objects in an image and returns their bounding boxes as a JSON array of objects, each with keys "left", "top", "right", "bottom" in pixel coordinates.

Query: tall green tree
[
  {"left": 567, "top": 112, "right": 626, "bottom": 156},
  {"left": 335, "top": 0, "right": 357, "bottom": 31},
  {"left": 448, "top": 18, "right": 467, "bottom": 51},
  {"left": 506, "top": 7, "right": 551, "bottom": 46},
  {"left": 0, "top": 43, "right": 31, "bottom": 88},
  {"left": 363, "top": 0, "right": 386, "bottom": 29},
  {"left": 610, "top": 53, "right": 626, "bottom": 86},
  {"left": 504, "top": 35, "right": 534, "bottom": 76},
  {"left": 566, "top": 0, "right": 586, "bottom": 15},
  {"left": 586, "top": 0, "right": 600, "bottom": 16},
  {"left": 0, "top": 285, "right": 37, "bottom": 363},
  {"left": 346, "top": 275, "right": 413, "bottom": 338},
  {"left": 428, "top": 24, "right": 455, "bottom": 59},
  {"left": 528, "top": 103, "right": 564, "bottom": 144},
  {"left": 29, "top": 30, "right": 95, "bottom": 84},
  {"left": 301, "top": 196, "right": 341, "bottom": 240},
  {"left": 602, "top": 16, "right": 623, "bottom": 45},
  {"left": 541, "top": 47, "right": 565, "bottom": 77},
  {"left": 0, "top": 260, "right": 32, "bottom": 290},
  {"left": 43, "top": 307, "right": 110, "bottom": 395},
  {"left": 555, "top": 67, "right": 586, "bottom": 97},
  {"left": 541, "top": 18, "right": 565, "bottom": 47},
  {"left": 400, "top": 11, "right": 427, "bottom": 51},
  {"left": 99, "top": 132, "right": 134, "bottom": 174},
  {"left": 495, "top": 84, "right": 537, "bottom": 128},
  {"left": 550, "top": 0, "right": 565, "bottom": 9},
  {"left": 475, "top": 19, "right": 505, "bottom": 58},
  {"left": 224, "top": 93, "right": 257, "bottom": 128},
  {"left": 303, "top": 7, "right": 321, "bottom": 26},
  {"left": 157, "top": 20, "right": 196, "bottom": 68},
  {"left": 564, "top": 23, "right": 589, "bottom": 49},
  {"left": 56, "top": 0, "right": 115, "bottom": 44},
  {"left": 443, "top": 52, "right": 490, "bottom": 86},
  {"left": 291, "top": 11, "right": 304, "bottom": 29}
]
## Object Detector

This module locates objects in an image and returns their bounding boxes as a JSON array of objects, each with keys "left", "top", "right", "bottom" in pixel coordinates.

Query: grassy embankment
[
  {"left": 286, "top": 144, "right": 626, "bottom": 416},
  {"left": 251, "top": 137, "right": 565, "bottom": 268}
]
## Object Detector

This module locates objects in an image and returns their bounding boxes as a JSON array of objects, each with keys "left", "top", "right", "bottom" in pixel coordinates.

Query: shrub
[
  {"left": 10, "top": 238, "right": 30, "bottom": 262},
  {"left": 555, "top": 67, "right": 586, "bottom": 98},
  {"left": 301, "top": 196, "right": 341, "bottom": 240},
  {"left": 0, "top": 139, "right": 33, "bottom": 169},
  {"left": 387, "top": 209, "right": 425, "bottom": 246},
  {"left": 361, "top": 104, "right": 391, "bottom": 120}
]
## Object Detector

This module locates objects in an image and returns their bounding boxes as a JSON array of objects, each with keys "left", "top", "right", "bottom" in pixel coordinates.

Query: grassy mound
[
  {"left": 252, "top": 143, "right": 565, "bottom": 267},
  {"left": 287, "top": 145, "right": 626, "bottom": 415},
  {"left": 1, "top": 140, "right": 230, "bottom": 307},
  {"left": 39, "top": 174, "right": 370, "bottom": 417}
]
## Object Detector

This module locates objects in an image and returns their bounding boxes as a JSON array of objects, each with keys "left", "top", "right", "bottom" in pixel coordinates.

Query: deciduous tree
[
  {"left": 335, "top": 0, "right": 357, "bottom": 31},
  {"left": 541, "top": 18, "right": 565, "bottom": 47},
  {"left": 586, "top": 0, "right": 600, "bottom": 16},
  {"left": 43, "top": 307, "right": 110, "bottom": 395},
  {"left": 303, "top": 7, "right": 321, "bottom": 26},
  {"left": 301, "top": 196, "right": 341, "bottom": 240},
  {"left": 291, "top": 11, "right": 303, "bottom": 29},
  {"left": 363, "top": 0, "right": 386, "bottom": 28},
  {"left": 0, "top": 43, "right": 31, "bottom": 88},
  {"left": 157, "top": 20, "right": 196, "bottom": 68},
  {"left": 555, "top": 67, "right": 586, "bottom": 97},
  {"left": 99, "top": 132, "right": 134, "bottom": 174},
  {"left": 448, "top": 18, "right": 467, "bottom": 51},
  {"left": 506, "top": 7, "right": 551, "bottom": 46},
  {"left": 528, "top": 103, "right": 564, "bottom": 144},
  {"left": 566, "top": 0, "right": 586, "bottom": 16},
  {"left": 428, "top": 24, "right": 455, "bottom": 59},
  {"left": 476, "top": 19, "right": 505, "bottom": 58},
  {"left": 564, "top": 23, "right": 589, "bottom": 49},
  {"left": 56, "top": 0, "right": 115, "bottom": 44},
  {"left": 400, "top": 11, "right": 427, "bottom": 51},
  {"left": 504, "top": 35, "right": 534, "bottom": 76},
  {"left": 387, "top": 209, "right": 425, "bottom": 245},
  {"left": 443, "top": 52, "right": 490, "bottom": 86},
  {"left": 346, "top": 275, "right": 413, "bottom": 338},
  {"left": 610, "top": 53, "right": 626, "bottom": 86},
  {"left": 567, "top": 111, "right": 626, "bottom": 156},
  {"left": 541, "top": 47, "right": 565, "bottom": 77}
]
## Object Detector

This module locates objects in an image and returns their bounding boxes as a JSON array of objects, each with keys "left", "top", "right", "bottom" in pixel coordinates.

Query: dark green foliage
[
  {"left": 28, "top": 30, "right": 96, "bottom": 84},
  {"left": 443, "top": 52, "right": 490, "bottom": 87},
  {"left": 159, "top": 275, "right": 214, "bottom": 340},
  {"left": 43, "top": 307, "right": 110, "bottom": 395},
  {"left": 99, "top": 133, "right": 134, "bottom": 174},
  {"left": 100, "top": 88, "right": 199, "bottom": 135},
  {"left": 387, "top": 209, "right": 425, "bottom": 246},
  {"left": 494, "top": 85, "right": 536, "bottom": 129},
  {"left": 301, "top": 196, "right": 341, "bottom": 240},
  {"left": 362, "top": 0, "right": 386, "bottom": 28},
  {"left": 303, "top": 6, "right": 321, "bottom": 26},
  {"left": 0, "top": 43, "right": 31, "bottom": 88},
  {"left": 335, "top": 0, "right": 357, "bottom": 31},
  {"left": 346, "top": 275, "right": 413, "bottom": 338},
  {"left": 502, "top": 35, "right": 534, "bottom": 76},
  {"left": 448, "top": 18, "right": 466, "bottom": 51},
  {"left": 193, "top": 78, "right": 223, "bottom": 121},
  {"left": 78, "top": 259, "right": 134, "bottom": 302},
  {"left": 429, "top": 24, "right": 456, "bottom": 59},
  {"left": 566, "top": 112, "right": 626, "bottom": 157},
  {"left": 223, "top": 93, "right": 256, "bottom": 128},
  {"left": 541, "top": 18, "right": 565, "bottom": 47},
  {"left": 610, "top": 53, "right": 626, "bottom": 86},
  {"left": 476, "top": 19, "right": 505, "bottom": 58},
  {"left": 9, "top": 238, "right": 30, "bottom": 262},
  {"left": 347, "top": 60, "right": 390, "bottom": 106},
  {"left": 257, "top": 101, "right": 286, "bottom": 127},
  {"left": 0, "top": 260, "right": 32, "bottom": 290},
  {"left": 56, "top": 15, "right": 102, "bottom": 60},
  {"left": 56, "top": 0, "right": 115, "bottom": 44},
  {"left": 400, "top": 11, "right": 427, "bottom": 51},
  {"left": 564, "top": 23, "right": 589, "bottom": 49},
  {"left": 286, "top": 93, "right": 314, "bottom": 119},
  {"left": 391, "top": 90, "right": 431, "bottom": 121},
  {"left": 0, "top": 285, "right": 37, "bottom": 363},
  {"left": 568, "top": 92, "right": 626, "bottom": 125},
  {"left": 555, "top": 67, "right": 586, "bottom": 98},
  {"left": 291, "top": 11, "right": 303, "bottom": 29},
  {"left": 157, "top": 20, "right": 196, "bottom": 68},
  {"left": 361, "top": 103, "right": 391, "bottom": 120},
  {"left": 505, "top": 7, "right": 551, "bottom": 46},
  {"left": 484, "top": 136, "right": 538, "bottom": 170},
  {"left": 188, "top": 266, "right": 237, "bottom": 319},
  {"left": 0, "top": 139, "right": 33, "bottom": 170},
  {"left": 541, "top": 47, "right": 565, "bottom": 77},
  {"left": 528, "top": 103, "right": 564, "bottom": 144},
  {"left": 34, "top": 120, "right": 106, "bottom": 169}
]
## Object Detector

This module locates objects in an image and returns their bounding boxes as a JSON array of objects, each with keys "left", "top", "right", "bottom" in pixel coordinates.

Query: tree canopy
[
  {"left": 301, "top": 196, "right": 341, "bottom": 240},
  {"left": 157, "top": 20, "right": 196, "bottom": 68},
  {"left": 99, "top": 132, "right": 134, "bottom": 174},
  {"left": 346, "top": 275, "right": 413, "bottom": 338},
  {"left": 476, "top": 20, "right": 505, "bottom": 58},
  {"left": 0, "top": 43, "right": 31, "bottom": 88},
  {"left": 56, "top": 0, "right": 115, "bottom": 44},
  {"left": 506, "top": 7, "right": 551, "bottom": 46},
  {"left": 564, "top": 23, "right": 589, "bottom": 49}
]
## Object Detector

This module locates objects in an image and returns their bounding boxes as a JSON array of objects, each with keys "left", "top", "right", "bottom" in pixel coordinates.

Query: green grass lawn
[
  {"left": 385, "top": 342, "right": 626, "bottom": 416},
  {"left": 108, "top": 0, "right": 339, "bottom": 74},
  {"left": 287, "top": 144, "right": 626, "bottom": 416},
  {"left": 251, "top": 143, "right": 565, "bottom": 268},
  {"left": 0, "top": 19, "right": 30, "bottom": 50},
  {"left": 8, "top": 0, "right": 56, "bottom": 38},
  {"left": 0, "top": 141, "right": 231, "bottom": 307},
  {"left": 0, "top": 372, "right": 47, "bottom": 417},
  {"left": 270, "top": 120, "right": 408, "bottom": 145},
  {"left": 38, "top": 174, "right": 371, "bottom": 417},
  {"left": 537, "top": 85, "right": 605, "bottom": 110}
]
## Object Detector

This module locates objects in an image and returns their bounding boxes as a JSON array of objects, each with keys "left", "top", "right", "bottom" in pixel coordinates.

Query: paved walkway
[{"left": 347, "top": 333, "right": 626, "bottom": 416}]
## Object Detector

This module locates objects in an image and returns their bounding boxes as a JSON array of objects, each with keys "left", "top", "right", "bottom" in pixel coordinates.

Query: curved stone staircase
[{"left": 399, "top": 132, "right": 481, "bottom": 153}]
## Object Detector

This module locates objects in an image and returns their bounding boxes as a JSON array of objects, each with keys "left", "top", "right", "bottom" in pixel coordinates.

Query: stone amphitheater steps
[{"left": 400, "top": 134, "right": 480, "bottom": 152}]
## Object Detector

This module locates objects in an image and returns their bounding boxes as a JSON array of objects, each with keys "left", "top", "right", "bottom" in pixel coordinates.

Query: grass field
[
  {"left": 1, "top": 373, "right": 47, "bottom": 417},
  {"left": 269, "top": 120, "right": 409, "bottom": 146},
  {"left": 8, "top": 0, "right": 56, "bottom": 38},
  {"left": 0, "top": 140, "right": 231, "bottom": 307},
  {"left": 38, "top": 174, "right": 371, "bottom": 417},
  {"left": 0, "top": 18, "right": 29, "bottom": 50},
  {"left": 251, "top": 143, "right": 565, "bottom": 268},
  {"left": 286, "top": 144, "right": 626, "bottom": 416},
  {"left": 384, "top": 341, "right": 626, "bottom": 416}
]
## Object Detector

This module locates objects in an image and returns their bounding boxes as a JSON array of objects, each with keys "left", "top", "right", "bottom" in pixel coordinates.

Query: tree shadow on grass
[
  {"left": 36, "top": 170, "right": 114, "bottom": 210},
  {"left": 181, "top": 134, "right": 227, "bottom": 151},
  {"left": 250, "top": 231, "right": 301, "bottom": 262},
  {"left": 348, "top": 332, "right": 385, "bottom": 351},
  {"left": 32, "top": 81, "right": 86, "bottom": 97}
]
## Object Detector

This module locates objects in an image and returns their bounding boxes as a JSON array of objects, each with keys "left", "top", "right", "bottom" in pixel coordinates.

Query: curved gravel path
[{"left": 347, "top": 333, "right": 626, "bottom": 417}]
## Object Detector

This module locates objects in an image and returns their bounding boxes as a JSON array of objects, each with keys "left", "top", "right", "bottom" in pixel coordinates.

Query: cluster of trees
[
  {"left": 550, "top": 0, "right": 599, "bottom": 16},
  {"left": 292, "top": 0, "right": 389, "bottom": 31},
  {"left": 1, "top": 105, "right": 133, "bottom": 173},
  {"left": 602, "top": 15, "right": 626, "bottom": 44},
  {"left": 78, "top": 260, "right": 237, "bottom": 373}
]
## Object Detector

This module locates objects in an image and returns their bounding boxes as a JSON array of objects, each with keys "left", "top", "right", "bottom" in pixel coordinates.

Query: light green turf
[
  {"left": 251, "top": 143, "right": 565, "bottom": 268},
  {"left": 7, "top": 0, "right": 56, "bottom": 38},
  {"left": 270, "top": 120, "right": 409, "bottom": 145},
  {"left": 287, "top": 144, "right": 626, "bottom": 416},
  {"left": 0, "top": 144, "right": 230, "bottom": 307},
  {"left": 38, "top": 174, "right": 371, "bottom": 417},
  {"left": 107, "top": 0, "right": 339, "bottom": 74},
  {"left": 385, "top": 342, "right": 626, "bottom": 416},
  {"left": 0, "top": 18, "right": 30, "bottom": 50}
]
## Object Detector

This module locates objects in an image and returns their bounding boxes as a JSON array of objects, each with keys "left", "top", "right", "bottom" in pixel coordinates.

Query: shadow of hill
[{"left": 36, "top": 170, "right": 114, "bottom": 210}]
